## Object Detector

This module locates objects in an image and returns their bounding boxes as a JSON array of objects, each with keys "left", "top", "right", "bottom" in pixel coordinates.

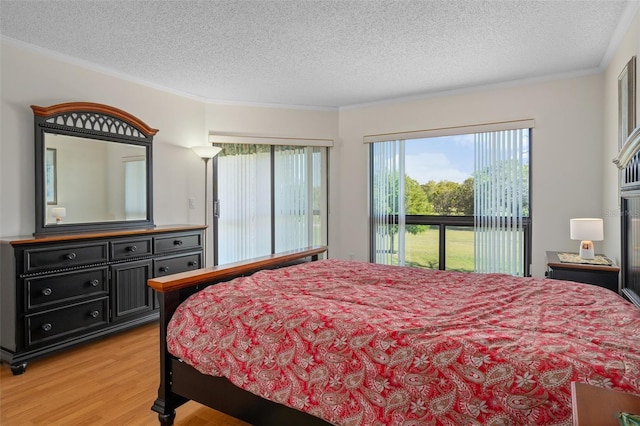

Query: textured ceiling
[{"left": 0, "top": 0, "right": 637, "bottom": 109}]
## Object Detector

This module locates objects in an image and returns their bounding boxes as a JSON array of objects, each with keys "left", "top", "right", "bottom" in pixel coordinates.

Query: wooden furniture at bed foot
[
  {"left": 0, "top": 225, "right": 205, "bottom": 375},
  {"left": 572, "top": 382, "right": 640, "bottom": 425},
  {"left": 148, "top": 246, "right": 329, "bottom": 426},
  {"left": 545, "top": 251, "right": 620, "bottom": 293}
]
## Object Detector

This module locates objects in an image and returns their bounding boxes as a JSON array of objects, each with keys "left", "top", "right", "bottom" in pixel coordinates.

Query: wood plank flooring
[{"left": 0, "top": 322, "right": 251, "bottom": 426}]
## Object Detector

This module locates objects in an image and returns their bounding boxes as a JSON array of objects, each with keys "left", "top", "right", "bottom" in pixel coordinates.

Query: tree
[
  {"left": 405, "top": 176, "right": 432, "bottom": 215},
  {"left": 373, "top": 173, "right": 432, "bottom": 253},
  {"left": 456, "top": 177, "right": 474, "bottom": 215},
  {"left": 405, "top": 176, "right": 432, "bottom": 235},
  {"left": 422, "top": 180, "right": 464, "bottom": 215}
]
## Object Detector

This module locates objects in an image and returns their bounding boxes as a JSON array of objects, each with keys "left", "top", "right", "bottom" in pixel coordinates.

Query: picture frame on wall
[{"left": 619, "top": 56, "right": 636, "bottom": 148}]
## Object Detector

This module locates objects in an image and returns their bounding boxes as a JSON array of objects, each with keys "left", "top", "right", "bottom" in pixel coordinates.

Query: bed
[{"left": 148, "top": 245, "right": 640, "bottom": 426}]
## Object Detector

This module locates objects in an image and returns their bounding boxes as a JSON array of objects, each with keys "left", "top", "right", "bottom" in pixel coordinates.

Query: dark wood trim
[
  {"left": 31, "top": 102, "right": 158, "bottom": 136},
  {"left": 32, "top": 101, "right": 157, "bottom": 236},
  {"left": 620, "top": 195, "right": 640, "bottom": 308}
]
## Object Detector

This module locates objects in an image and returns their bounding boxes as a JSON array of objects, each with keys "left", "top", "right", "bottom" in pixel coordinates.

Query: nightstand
[
  {"left": 571, "top": 382, "right": 640, "bottom": 425},
  {"left": 546, "top": 251, "right": 619, "bottom": 293}
]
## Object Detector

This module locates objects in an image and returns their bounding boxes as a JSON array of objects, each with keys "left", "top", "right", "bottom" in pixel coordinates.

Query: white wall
[
  {"left": 1, "top": 41, "right": 207, "bottom": 236},
  {"left": 336, "top": 75, "right": 605, "bottom": 277},
  {"left": 0, "top": 41, "right": 338, "bottom": 267},
  {"left": 4, "top": 9, "right": 640, "bottom": 277}
]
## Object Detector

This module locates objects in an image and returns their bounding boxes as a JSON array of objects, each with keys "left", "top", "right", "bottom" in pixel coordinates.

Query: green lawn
[{"left": 397, "top": 226, "right": 475, "bottom": 272}]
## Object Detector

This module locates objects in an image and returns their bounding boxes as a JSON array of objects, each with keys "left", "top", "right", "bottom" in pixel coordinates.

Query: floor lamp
[{"left": 191, "top": 145, "right": 222, "bottom": 267}]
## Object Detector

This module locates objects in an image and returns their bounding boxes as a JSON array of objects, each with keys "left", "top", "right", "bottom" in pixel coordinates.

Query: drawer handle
[
  {"left": 127, "top": 245, "right": 137, "bottom": 252},
  {"left": 42, "top": 323, "right": 52, "bottom": 332},
  {"left": 188, "top": 261, "right": 198, "bottom": 267},
  {"left": 173, "top": 239, "right": 183, "bottom": 246},
  {"left": 89, "top": 310, "right": 100, "bottom": 318},
  {"left": 41, "top": 287, "right": 53, "bottom": 296},
  {"left": 89, "top": 279, "right": 100, "bottom": 287},
  {"left": 159, "top": 266, "right": 169, "bottom": 273},
  {"left": 65, "top": 252, "right": 77, "bottom": 260}
]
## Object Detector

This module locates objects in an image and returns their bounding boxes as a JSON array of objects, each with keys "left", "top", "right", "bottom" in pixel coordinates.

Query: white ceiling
[{"left": 1, "top": 0, "right": 638, "bottom": 109}]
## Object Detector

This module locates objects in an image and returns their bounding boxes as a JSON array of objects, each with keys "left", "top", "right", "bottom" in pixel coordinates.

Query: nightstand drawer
[
  {"left": 24, "top": 242, "right": 109, "bottom": 273},
  {"left": 547, "top": 268, "right": 618, "bottom": 291},
  {"left": 26, "top": 298, "right": 108, "bottom": 346},
  {"left": 25, "top": 267, "right": 108, "bottom": 310}
]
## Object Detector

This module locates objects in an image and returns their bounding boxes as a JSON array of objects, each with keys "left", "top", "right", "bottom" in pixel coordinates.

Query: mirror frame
[{"left": 32, "top": 102, "right": 157, "bottom": 236}]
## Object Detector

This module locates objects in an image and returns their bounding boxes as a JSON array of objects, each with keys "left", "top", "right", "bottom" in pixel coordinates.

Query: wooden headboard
[{"left": 614, "top": 126, "right": 640, "bottom": 307}]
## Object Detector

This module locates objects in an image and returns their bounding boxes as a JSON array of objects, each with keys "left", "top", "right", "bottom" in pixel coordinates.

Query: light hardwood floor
[{"left": 0, "top": 322, "right": 251, "bottom": 426}]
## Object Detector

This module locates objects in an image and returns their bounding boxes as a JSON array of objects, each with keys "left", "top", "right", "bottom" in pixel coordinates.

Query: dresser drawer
[
  {"left": 154, "top": 232, "right": 202, "bottom": 254},
  {"left": 24, "top": 242, "right": 109, "bottom": 273},
  {"left": 25, "top": 267, "right": 108, "bottom": 311},
  {"left": 111, "top": 237, "right": 153, "bottom": 260},
  {"left": 26, "top": 298, "right": 108, "bottom": 346},
  {"left": 154, "top": 252, "right": 202, "bottom": 277}
]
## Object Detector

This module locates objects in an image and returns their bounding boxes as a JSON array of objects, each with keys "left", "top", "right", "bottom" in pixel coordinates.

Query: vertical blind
[
  {"left": 371, "top": 141, "right": 401, "bottom": 265},
  {"left": 216, "top": 143, "right": 328, "bottom": 265},
  {"left": 217, "top": 145, "right": 271, "bottom": 264},
  {"left": 368, "top": 120, "right": 531, "bottom": 275},
  {"left": 274, "top": 146, "right": 325, "bottom": 252},
  {"left": 474, "top": 129, "right": 529, "bottom": 276}
]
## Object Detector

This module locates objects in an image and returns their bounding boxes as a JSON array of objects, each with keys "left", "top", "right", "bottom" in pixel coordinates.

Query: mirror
[
  {"left": 44, "top": 134, "right": 148, "bottom": 225},
  {"left": 33, "top": 102, "right": 157, "bottom": 236}
]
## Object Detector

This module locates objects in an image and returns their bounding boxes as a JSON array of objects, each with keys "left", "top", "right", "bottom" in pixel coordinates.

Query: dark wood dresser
[{"left": 0, "top": 225, "right": 205, "bottom": 374}]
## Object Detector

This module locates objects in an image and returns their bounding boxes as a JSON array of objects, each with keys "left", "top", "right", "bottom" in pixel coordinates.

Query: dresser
[{"left": 0, "top": 225, "right": 205, "bottom": 374}]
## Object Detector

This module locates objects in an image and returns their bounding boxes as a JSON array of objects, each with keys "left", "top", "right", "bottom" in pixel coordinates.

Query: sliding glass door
[{"left": 213, "top": 144, "right": 328, "bottom": 265}]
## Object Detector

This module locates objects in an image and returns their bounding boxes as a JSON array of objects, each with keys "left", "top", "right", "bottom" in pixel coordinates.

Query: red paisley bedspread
[{"left": 167, "top": 259, "right": 640, "bottom": 425}]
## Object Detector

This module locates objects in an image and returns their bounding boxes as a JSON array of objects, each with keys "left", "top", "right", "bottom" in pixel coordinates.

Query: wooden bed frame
[
  {"left": 148, "top": 231, "right": 640, "bottom": 425},
  {"left": 148, "top": 245, "right": 331, "bottom": 426}
]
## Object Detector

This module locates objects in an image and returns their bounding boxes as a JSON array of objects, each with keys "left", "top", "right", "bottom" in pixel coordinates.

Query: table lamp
[
  {"left": 570, "top": 218, "right": 604, "bottom": 259},
  {"left": 51, "top": 207, "right": 66, "bottom": 224}
]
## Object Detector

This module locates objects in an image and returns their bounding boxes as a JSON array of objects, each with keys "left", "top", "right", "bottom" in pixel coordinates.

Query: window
[
  {"left": 368, "top": 121, "right": 532, "bottom": 276},
  {"left": 124, "top": 157, "right": 146, "bottom": 220},
  {"left": 212, "top": 142, "right": 328, "bottom": 265}
]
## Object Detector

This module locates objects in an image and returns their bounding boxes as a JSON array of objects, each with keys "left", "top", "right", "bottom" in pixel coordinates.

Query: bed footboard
[{"left": 148, "top": 246, "right": 328, "bottom": 425}]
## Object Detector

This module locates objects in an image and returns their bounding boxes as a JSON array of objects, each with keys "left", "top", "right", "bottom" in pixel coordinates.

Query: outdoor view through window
[
  {"left": 372, "top": 129, "right": 530, "bottom": 275},
  {"left": 404, "top": 135, "right": 474, "bottom": 271}
]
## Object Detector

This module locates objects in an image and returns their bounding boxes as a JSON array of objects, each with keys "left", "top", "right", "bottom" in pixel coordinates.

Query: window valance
[
  {"left": 209, "top": 133, "right": 333, "bottom": 147},
  {"left": 362, "top": 119, "right": 535, "bottom": 143}
]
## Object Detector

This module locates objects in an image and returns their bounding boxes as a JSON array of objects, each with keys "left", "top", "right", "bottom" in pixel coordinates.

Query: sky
[{"left": 404, "top": 135, "right": 475, "bottom": 184}]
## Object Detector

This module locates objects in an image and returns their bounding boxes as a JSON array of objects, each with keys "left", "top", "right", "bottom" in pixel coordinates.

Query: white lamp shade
[
  {"left": 570, "top": 218, "right": 604, "bottom": 241},
  {"left": 191, "top": 145, "right": 222, "bottom": 159},
  {"left": 51, "top": 207, "right": 66, "bottom": 218}
]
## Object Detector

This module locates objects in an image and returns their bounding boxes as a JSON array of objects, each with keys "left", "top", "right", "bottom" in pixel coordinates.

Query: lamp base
[{"left": 578, "top": 240, "right": 594, "bottom": 259}]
